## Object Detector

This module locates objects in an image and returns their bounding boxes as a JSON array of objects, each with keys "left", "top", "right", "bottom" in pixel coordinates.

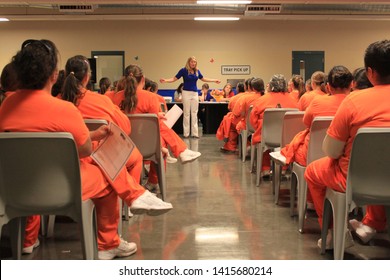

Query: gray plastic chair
[
  {"left": 254, "top": 108, "right": 299, "bottom": 186},
  {"left": 321, "top": 127, "right": 390, "bottom": 260},
  {"left": 272, "top": 111, "right": 305, "bottom": 205},
  {"left": 0, "top": 132, "right": 97, "bottom": 259},
  {"left": 238, "top": 105, "right": 254, "bottom": 162},
  {"left": 290, "top": 116, "right": 333, "bottom": 232},
  {"left": 127, "top": 114, "right": 167, "bottom": 201}
]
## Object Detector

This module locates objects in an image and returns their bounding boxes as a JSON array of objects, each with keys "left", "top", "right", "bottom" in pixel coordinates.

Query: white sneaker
[
  {"left": 166, "top": 154, "right": 178, "bottom": 164},
  {"left": 98, "top": 238, "right": 137, "bottom": 260},
  {"left": 350, "top": 220, "right": 377, "bottom": 243},
  {"left": 22, "top": 239, "right": 40, "bottom": 254},
  {"left": 179, "top": 149, "right": 201, "bottom": 163},
  {"left": 130, "top": 190, "right": 173, "bottom": 216}
]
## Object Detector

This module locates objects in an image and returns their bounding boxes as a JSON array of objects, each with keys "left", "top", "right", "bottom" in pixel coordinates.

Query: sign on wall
[{"left": 221, "top": 65, "right": 251, "bottom": 75}]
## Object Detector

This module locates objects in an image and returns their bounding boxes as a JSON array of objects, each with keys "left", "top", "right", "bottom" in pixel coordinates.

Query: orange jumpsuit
[
  {"left": 75, "top": 89, "right": 145, "bottom": 200},
  {"left": 305, "top": 85, "right": 390, "bottom": 230},
  {"left": 281, "top": 93, "right": 347, "bottom": 166},
  {"left": 297, "top": 89, "right": 326, "bottom": 111},
  {"left": 0, "top": 90, "right": 120, "bottom": 251},
  {"left": 250, "top": 92, "right": 298, "bottom": 171},
  {"left": 215, "top": 92, "right": 245, "bottom": 147},
  {"left": 289, "top": 89, "right": 300, "bottom": 103}
]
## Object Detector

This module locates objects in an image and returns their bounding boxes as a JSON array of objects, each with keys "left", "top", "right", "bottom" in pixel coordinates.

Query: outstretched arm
[
  {"left": 200, "top": 77, "right": 221, "bottom": 84},
  {"left": 160, "top": 77, "right": 178, "bottom": 83}
]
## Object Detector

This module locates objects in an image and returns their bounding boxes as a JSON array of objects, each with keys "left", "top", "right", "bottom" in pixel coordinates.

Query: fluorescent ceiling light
[
  {"left": 0, "top": 18, "right": 9, "bottom": 22},
  {"left": 197, "top": 1, "right": 252, "bottom": 4},
  {"left": 194, "top": 17, "right": 240, "bottom": 21}
]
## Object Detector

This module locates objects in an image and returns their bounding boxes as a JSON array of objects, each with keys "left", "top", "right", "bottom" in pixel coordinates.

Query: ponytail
[{"left": 120, "top": 75, "right": 138, "bottom": 113}]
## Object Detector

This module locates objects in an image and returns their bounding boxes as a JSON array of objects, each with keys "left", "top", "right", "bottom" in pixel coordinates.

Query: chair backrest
[
  {"left": 0, "top": 132, "right": 82, "bottom": 222},
  {"left": 262, "top": 108, "right": 299, "bottom": 148},
  {"left": 281, "top": 111, "right": 306, "bottom": 147},
  {"left": 127, "top": 114, "right": 161, "bottom": 162},
  {"left": 84, "top": 119, "right": 108, "bottom": 131},
  {"left": 247, "top": 105, "right": 255, "bottom": 133},
  {"left": 306, "top": 116, "right": 334, "bottom": 164},
  {"left": 346, "top": 127, "right": 390, "bottom": 207}
]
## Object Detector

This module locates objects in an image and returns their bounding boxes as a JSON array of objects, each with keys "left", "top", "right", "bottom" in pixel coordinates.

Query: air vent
[
  {"left": 58, "top": 5, "right": 95, "bottom": 13},
  {"left": 245, "top": 4, "right": 281, "bottom": 16}
]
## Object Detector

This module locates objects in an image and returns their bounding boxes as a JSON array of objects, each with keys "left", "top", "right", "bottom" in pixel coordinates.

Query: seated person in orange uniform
[
  {"left": 0, "top": 39, "right": 137, "bottom": 260},
  {"left": 60, "top": 54, "right": 173, "bottom": 214},
  {"left": 215, "top": 81, "right": 246, "bottom": 151},
  {"left": 107, "top": 65, "right": 201, "bottom": 192},
  {"left": 297, "top": 71, "right": 327, "bottom": 111},
  {"left": 305, "top": 40, "right": 390, "bottom": 248},
  {"left": 249, "top": 74, "right": 298, "bottom": 175},
  {"left": 287, "top": 74, "right": 305, "bottom": 103}
]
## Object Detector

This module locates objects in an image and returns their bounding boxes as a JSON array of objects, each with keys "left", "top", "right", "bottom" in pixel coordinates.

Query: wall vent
[
  {"left": 58, "top": 5, "right": 95, "bottom": 13},
  {"left": 245, "top": 4, "right": 281, "bottom": 16}
]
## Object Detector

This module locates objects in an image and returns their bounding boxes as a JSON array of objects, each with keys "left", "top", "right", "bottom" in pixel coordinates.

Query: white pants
[{"left": 182, "top": 90, "right": 199, "bottom": 137}]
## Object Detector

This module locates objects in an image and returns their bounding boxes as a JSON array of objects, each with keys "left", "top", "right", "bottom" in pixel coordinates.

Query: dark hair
[
  {"left": 245, "top": 77, "right": 255, "bottom": 91},
  {"left": 201, "top": 83, "right": 209, "bottom": 90},
  {"left": 327, "top": 65, "right": 353, "bottom": 89},
  {"left": 251, "top": 78, "right": 265, "bottom": 94},
  {"left": 99, "top": 77, "right": 111, "bottom": 94},
  {"left": 62, "top": 55, "right": 90, "bottom": 106},
  {"left": 236, "top": 82, "right": 245, "bottom": 93},
  {"left": 121, "top": 65, "right": 142, "bottom": 113},
  {"left": 364, "top": 39, "right": 390, "bottom": 84},
  {"left": 352, "top": 67, "right": 373, "bottom": 90},
  {"left": 291, "top": 74, "right": 305, "bottom": 96},
  {"left": 12, "top": 39, "right": 58, "bottom": 90},
  {"left": 51, "top": 69, "right": 65, "bottom": 97},
  {"left": 1, "top": 62, "right": 18, "bottom": 92},
  {"left": 176, "top": 83, "right": 184, "bottom": 93},
  {"left": 144, "top": 77, "right": 152, "bottom": 90}
]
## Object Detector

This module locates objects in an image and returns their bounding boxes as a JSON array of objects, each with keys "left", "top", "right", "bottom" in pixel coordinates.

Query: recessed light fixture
[
  {"left": 0, "top": 17, "right": 10, "bottom": 22},
  {"left": 194, "top": 16, "right": 240, "bottom": 21},
  {"left": 197, "top": 1, "right": 252, "bottom": 4}
]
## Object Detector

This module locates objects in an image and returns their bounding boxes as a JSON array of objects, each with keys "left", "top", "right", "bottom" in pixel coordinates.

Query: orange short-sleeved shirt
[
  {"left": 78, "top": 90, "right": 131, "bottom": 135},
  {"left": 298, "top": 89, "right": 326, "bottom": 111},
  {"left": 232, "top": 92, "right": 260, "bottom": 118},
  {"left": 0, "top": 90, "right": 89, "bottom": 147},
  {"left": 228, "top": 92, "right": 245, "bottom": 111},
  {"left": 328, "top": 85, "right": 390, "bottom": 175},
  {"left": 250, "top": 92, "right": 298, "bottom": 144}
]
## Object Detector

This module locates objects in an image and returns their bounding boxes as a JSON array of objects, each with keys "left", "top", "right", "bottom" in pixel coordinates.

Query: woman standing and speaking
[{"left": 160, "top": 56, "right": 220, "bottom": 138}]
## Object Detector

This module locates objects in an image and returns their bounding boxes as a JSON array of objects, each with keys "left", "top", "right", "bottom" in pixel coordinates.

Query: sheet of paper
[
  {"left": 91, "top": 122, "right": 135, "bottom": 182},
  {"left": 163, "top": 104, "right": 183, "bottom": 129}
]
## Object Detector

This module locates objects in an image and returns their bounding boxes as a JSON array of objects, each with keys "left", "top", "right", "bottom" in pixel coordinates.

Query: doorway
[
  {"left": 292, "top": 51, "right": 324, "bottom": 82},
  {"left": 91, "top": 51, "right": 125, "bottom": 92}
]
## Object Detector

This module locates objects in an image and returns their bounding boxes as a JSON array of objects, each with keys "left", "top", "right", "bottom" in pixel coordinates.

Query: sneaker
[
  {"left": 130, "top": 190, "right": 173, "bottom": 216},
  {"left": 351, "top": 220, "right": 377, "bottom": 243},
  {"left": 22, "top": 239, "right": 40, "bottom": 254},
  {"left": 179, "top": 149, "right": 201, "bottom": 163},
  {"left": 220, "top": 147, "right": 237, "bottom": 154},
  {"left": 166, "top": 154, "right": 178, "bottom": 164},
  {"left": 98, "top": 238, "right": 137, "bottom": 260}
]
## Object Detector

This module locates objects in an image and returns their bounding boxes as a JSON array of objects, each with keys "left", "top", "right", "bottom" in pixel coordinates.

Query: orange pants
[
  {"left": 160, "top": 121, "right": 187, "bottom": 158},
  {"left": 305, "top": 157, "right": 386, "bottom": 230}
]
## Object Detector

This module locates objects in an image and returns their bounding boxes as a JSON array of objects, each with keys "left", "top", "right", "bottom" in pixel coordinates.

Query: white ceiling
[{"left": 1, "top": 1, "right": 390, "bottom": 21}]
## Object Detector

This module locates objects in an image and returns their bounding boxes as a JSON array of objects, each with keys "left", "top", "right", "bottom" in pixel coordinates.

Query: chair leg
[
  {"left": 332, "top": 197, "right": 347, "bottom": 260},
  {"left": 321, "top": 199, "right": 332, "bottom": 255},
  {"left": 81, "top": 199, "right": 98, "bottom": 260},
  {"left": 274, "top": 163, "right": 282, "bottom": 204},
  {"left": 255, "top": 143, "right": 264, "bottom": 186},
  {"left": 157, "top": 157, "right": 167, "bottom": 201},
  {"left": 297, "top": 177, "right": 307, "bottom": 233},
  {"left": 241, "top": 130, "right": 248, "bottom": 162},
  {"left": 250, "top": 142, "right": 256, "bottom": 173},
  {"left": 9, "top": 217, "right": 25, "bottom": 260},
  {"left": 290, "top": 173, "right": 297, "bottom": 217}
]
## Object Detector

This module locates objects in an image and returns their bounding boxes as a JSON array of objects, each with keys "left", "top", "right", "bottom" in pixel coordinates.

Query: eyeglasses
[{"left": 21, "top": 39, "right": 52, "bottom": 54}]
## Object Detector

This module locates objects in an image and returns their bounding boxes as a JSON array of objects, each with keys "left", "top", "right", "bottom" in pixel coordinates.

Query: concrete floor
[{"left": 1, "top": 135, "right": 389, "bottom": 260}]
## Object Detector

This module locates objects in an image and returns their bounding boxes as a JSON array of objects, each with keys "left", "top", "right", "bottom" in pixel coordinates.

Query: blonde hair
[{"left": 185, "top": 56, "right": 198, "bottom": 75}]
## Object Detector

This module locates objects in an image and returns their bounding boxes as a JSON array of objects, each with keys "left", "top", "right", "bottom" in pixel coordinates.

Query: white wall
[{"left": 1, "top": 19, "right": 389, "bottom": 89}]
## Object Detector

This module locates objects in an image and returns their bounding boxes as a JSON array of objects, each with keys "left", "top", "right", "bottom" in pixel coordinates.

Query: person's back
[{"left": 298, "top": 71, "right": 327, "bottom": 111}]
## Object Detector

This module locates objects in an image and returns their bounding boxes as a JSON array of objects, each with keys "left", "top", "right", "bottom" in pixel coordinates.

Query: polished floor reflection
[{"left": 1, "top": 135, "right": 389, "bottom": 260}]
